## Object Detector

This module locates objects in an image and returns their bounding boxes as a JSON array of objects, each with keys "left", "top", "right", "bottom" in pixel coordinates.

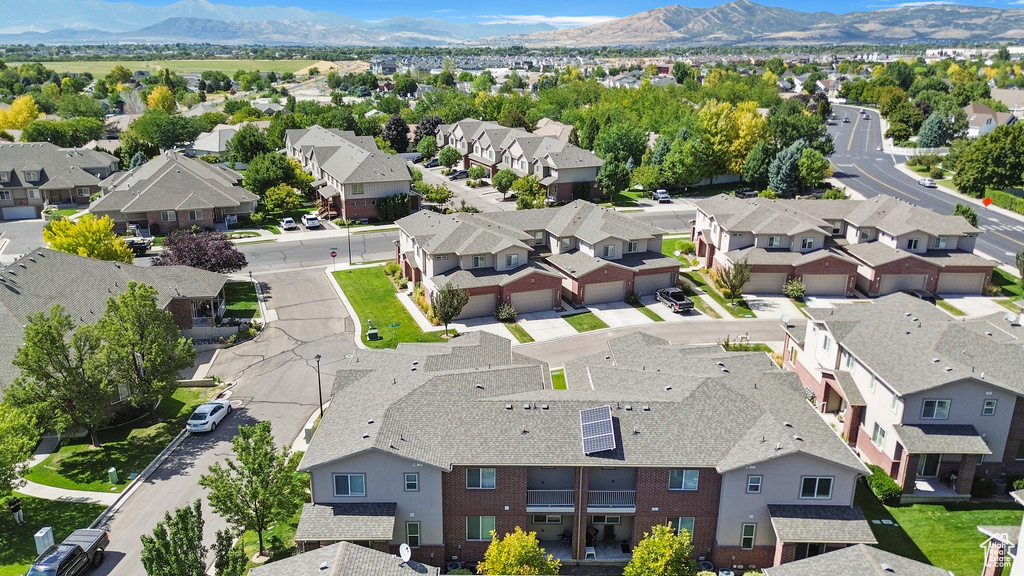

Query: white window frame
[
  {"left": 822, "top": 335, "right": 831, "bottom": 353},
  {"left": 891, "top": 393, "right": 900, "bottom": 413},
  {"left": 869, "top": 375, "right": 876, "bottom": 392},
  {"left": 188, "top": 209, "right": 202, "bottom": 221},
  {"left": 466, "top": 467, "right": 495, "bottom": 489},
  {"left": 801, "top": 237, "right": 814, "bottom": 250},
  {"left": 872, "top": 422, "right": 886, "bottom": 449},
  {"left": 669, "top": 469, "right": 699, "bottom": 491},
  {"left": 668, "top": 517, "right": 695, "bottom": 537},
  {"left": 435, "top": 254, "right": 448, "bottom": 260},
  {"left": 906, "top": 238, "right": 920, "bottom": 250},
  {"left": 472, "top": 255, "right": 486, "bottom": 269},
  {"left": 799, "top": 476, "right": 833, "bottom": 499},
  {"left": 532, "top": 514, "right": 561, "bottom": 524},
  {"left": 831, "top": 221, "right": 842, "bottom": 234},
  {"left": 560, "top": 237, "right": 572, "bottom": 251},
  {"left": 741, "top": 523, "right": 756, "bottom": 550},
  {"left": 933, "top": 237, "right": 947, "bottom": 249},
  {"left": 844, "top": 352, "right": 854, "bottom": 370},
  {"left": 602, "top": 244, "right": 615, "bottom": 258},
  {"left": 746, "top": 475, "right": 762, "bottom": 494},
  {"left": 77, "top": 187, "right": 90, "bottom": 197},
  {"left": 407, "top": 521, "right": 420, "bottom": 548},
  {"left": 333, "top": 473, "right": 366, "bottom": 497},
  {"left": 860, "top": 228, "right": 871, "bottom": 240},
  {"left": 24, "top": 171, "right": 38, "bottom": 182},
  {"left": 921, "top": 399, "right": 950, "bottom": 420},
  {"left": 467, "top": 516, "right": 495, "bottom": 540},
  {"left": 0, "top": 190, "right": 10, "bottom": 201},
  {"left": 405, "top": 473, "right": 419, "bottom": 491},
  {"left": 767, "top": 236, "right": 781, "bottom": 248},
  {"left": 0, "top": 172, "right": 8, "bottom": 182},
  {"left": 352, "top": 183, "right": 364, "bottom": 195},
  {"left": 627, "top": 240, "right": 639, "bottom": 253},
  {"left": 506, "top": 253, "right": 519, "bottom": 268},
  {"left": 27, "top": 189, "right": 40, "bottom": 200},
  {"left": 983, "top": 399, "right": 997, "bottom": 416},
  {"left": 160, "top": 210, "right": 176, "bottom": 222}
]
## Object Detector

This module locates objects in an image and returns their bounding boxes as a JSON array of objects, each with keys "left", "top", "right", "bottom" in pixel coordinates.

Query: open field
[{"left": 8, "top": 59, "right": 321, "bottom": 76}]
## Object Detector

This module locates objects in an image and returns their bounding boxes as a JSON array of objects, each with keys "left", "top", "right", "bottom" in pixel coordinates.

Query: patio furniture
[
  {"left": 586, "top": 526, "right": 599, "bottom": 546},
  {"left": 560, "top": 529, "right": 572, "bottom": 547},
  {"left": 603, "top": 524, "right": 616, "bottom": 549},
  {"left": 584, "top": 546, "right": 596, "bottom": 560}
]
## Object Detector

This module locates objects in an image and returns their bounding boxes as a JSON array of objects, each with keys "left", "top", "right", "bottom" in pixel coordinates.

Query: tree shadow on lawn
[
  {"left": 854, "top": 478, "right": 929, "bottom": 564},
  {"left": 0, "top": 495, "right": 106, "bottom": 571}
]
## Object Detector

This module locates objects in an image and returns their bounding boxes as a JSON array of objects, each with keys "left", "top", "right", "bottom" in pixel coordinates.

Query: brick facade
[
  {"left": 855, "top": 428, "right": 897, "bottom": 477},
  {"left": 498, "top": 271, "right": 563, "bottom": 309},
  {"left": 548, "top": 181, "right": 601, "bottom": 203},
  {"left": 147, "top": 209, "right": 216, "bottom": 234},
  {"left": 343, "top": 198, "right": 385, "bottom": 221},
  {"left": 633, "top": 467, "right": 721, "bottom": 559},
  {"left": 1000, "top": 397, "right": 1024, "bottom": 476},
  {"left": 442, "top": 466, "right": 529, "bottom": 565},
  {"left": 865, "top": 258, "right": 940, "bottom": 296},
  {"left": 574, "top": 264, "right": 635, "bottom": 306},
  {"left": 713, "top": 545, "right": 776, "bottom": 571},
  {"left": 166, "top": 299, "right": 195, "bottom": 329}
]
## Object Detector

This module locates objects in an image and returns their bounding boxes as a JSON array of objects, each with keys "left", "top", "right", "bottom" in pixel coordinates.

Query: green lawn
[
  {"left": 332, "top": 267, "right": 452, "bottom": 348},
  {"left": 681, "top": 271, "right": 755, "bottom": 318},
  {"left": 223, "top": 281, "right": 261, "bottom": 320},
  {"left": 238, "top": 506, "right": 303, "bottom": 570},
  {"left": 935, "top": 297, "right": 967, "bottom": 317},
  {"left": 0, "top": 495, "right": 107, "bottom": 576},
  {"left": 13, "top": 59, "right": 319, "bottom": 76},
  {"left": 503, "top": 322, "right": 535, "bottom": 343},
  {"left": 854, "top": 479, "right": 927, "bottom": 563},
  {"left": 24, "top": 387, "right": 213, "bottom": 492},
  {"left": 662, "top": 237, "right": 695, "bottom": 267},
  {"left": 563, "top": 311, "right": 609, "bottom": 332},
  {"left": 632, "top": 304, "right": 664, "bottom": 322},
  {"left": 46, "top": 208, "right": 81, "bottom": 219},
  {"left": 260, "top": 224, "right": 282, "bottom": 235},
  {"left": 550, "top": 370, "right": 567, "bottom": 390}
]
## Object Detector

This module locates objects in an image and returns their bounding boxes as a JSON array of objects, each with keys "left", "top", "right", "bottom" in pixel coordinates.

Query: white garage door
[
  {"left": 879, "top": 275, "right": 927, "bottom": 295},
  {"left": 2, "top": 206, "right": 38, "bottom": 220},
  {"left": 744, "top": 273, "right": 787, "bottom": 294},
  {"left": 455, "top": 294, "right": 496, "bottom": 320},
  {"left": 936, "top": 273, "right": 985, "bottom": 294},
  {"left": 803, "top": 274, "right": 849, "bottom": 296},
  {"left": 584, "top": 281, "right": 624, "bottom": 304},
  {"left": 510, "top": 289, "right": 553, "bottom": 314},
  {"left": 634, "top": 273, "right": 673, "bottom": 295}
]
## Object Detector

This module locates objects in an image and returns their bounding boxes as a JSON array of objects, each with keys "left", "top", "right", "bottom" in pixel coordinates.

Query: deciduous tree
[
  {"left": 0, "top": 404, "right": 37, "bottom": 499},
  {"left": 199, "top": 422, "right": 307, "bottom": 555},
  {"left": 152, "top": 229, "right": 247, "bottom": 274},
  {"left": 0, "top": 94, "right": 41, "bottom": 129},
  {"left": 720, "top": 259, "right": 752, "bottom": 306},
  {"left": 623, "top": 523, "right": 697, "bottom": 576},
  {"left": 433, "top": 282, "right": 469, "bottom": 336},
  {"left": 438, "top": 146, "right": 461, "bottom": 170},
  {"left": 7, "top": 305, "right": 107, "bottom": 446},
  {"left": 513, "top": 175, "right": 546, "bottom": 210},
  {"left": 595, "top": 160, "right": 630, "bottom": 199},
  {"left": 243, "top": 152, "right": 300, "bottom": 197},
  {"left": 43, "top": 214, "right": 134, "bottom": 263},
  {"left": 226, "top": 123, "right": 270, "bottom": 165},
  {"left": 140, "top": 499, "right": 208, "bottom": 576},
  {"left": 954, "top": 203, "right": 978, "bottom": 227},
  {"left": 797, "top": 148, "right": 833, "bottom": 190},
  {"left": 147, "top": 85, "right": 176, "bottom": 114},
  {"left": 477, "top": 527, "right": 560, "bottom": 575},
  {"left": 413, "top": 114, "right": 443, "bottom": 146},
  {"left": 381, "top": 114, "right": 410, "bottom": 153},
  {"left": 416, "top": 136, "right": 438, "bottom": 160},
  {"left": 493, "top": 168, "right": 518, "bottom": 200},
  {"left": 94, "top": 282, "right": 196, "bottom": 423}
]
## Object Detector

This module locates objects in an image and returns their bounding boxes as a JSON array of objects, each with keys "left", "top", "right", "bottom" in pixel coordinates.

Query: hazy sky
[{"left": 116, "top": 0, "right": 1024, "bottom": 27}]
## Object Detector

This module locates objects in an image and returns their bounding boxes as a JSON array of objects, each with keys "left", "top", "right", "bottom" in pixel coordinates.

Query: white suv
[{"left": 301, "top": 213, "right": 321, "bottom": 228}]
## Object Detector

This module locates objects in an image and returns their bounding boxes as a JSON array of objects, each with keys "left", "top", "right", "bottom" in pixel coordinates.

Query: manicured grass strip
[
  {"left": 935, "top": 297, "right": 967, "bottom": 317},
  {"left": 551, "top": 370, "right": 567, "bottom": 390},
  {"left": 332, "top": 267, "right": 452, "bottom": 349},
  {"left": 503, "top": 322, "right": 535, "bottom": 343},
  {"left": 632, "top": 304, "right": 664, "bottom": 322},
  {"left": 690, "top": 296, "right": 720, "bottom": 318},
  {"left": 662, "top": 237, "right": 695, "bottom": 267},
  {"left": 239, "top": 506, "right": 303, "bottom": 570},
  {"left": 223, "top": 281, "right": 261, "bottom": 319},
  {"left": 260, "top": 224, "right": 282, "bottom": 234},
  {"left": 24, "top": 387, "right": 212, "bottom": 493},
  {"left": 681, "top": 271, "right": 755, "bottom": 318},
  {"left": 0, "top": 495, "right": 107, "bottom": 576},
  {"left": 992, "top": 268, "right": 1023, "bottom": 300},
  {"left": 562, "top": 311, "right": 609, "bottom": 332},
  {"left": 888, "top": 498, "right": 1022, "bottom": 576}
]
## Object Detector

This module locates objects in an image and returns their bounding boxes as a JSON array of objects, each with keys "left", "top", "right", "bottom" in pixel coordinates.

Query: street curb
[{"left": 324, "top": 265, "right": 370, "bottom": 350}]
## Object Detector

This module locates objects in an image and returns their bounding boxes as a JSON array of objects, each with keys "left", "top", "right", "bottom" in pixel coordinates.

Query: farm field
[{"left": 6, "top": 59, "right": 323, "bottom": 75}]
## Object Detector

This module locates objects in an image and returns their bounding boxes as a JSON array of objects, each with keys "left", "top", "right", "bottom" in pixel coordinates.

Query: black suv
[
  {"left": 448, "top": 170, "right": 469, "bottom": 181},
  {"left": 735, "top": 188, "right": 757, "bottom": 199}
]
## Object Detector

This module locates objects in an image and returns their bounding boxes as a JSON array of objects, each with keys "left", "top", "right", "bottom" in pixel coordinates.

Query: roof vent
[
  {"left": 904, "top": 312, "right": 912, "bottom": 317},
  {"left": 932, "top": 358, "right": 939, "bottom": 362},
  {"left": 541, "top": 404, "right": 549, "bottom": 410},
  {"left": 624, "top": 404, "right": 632, "bottom": 411},
  {"left": 665, "top": 386, "right": 672, "bottom": 391},
  {"left": 880, "top": 563, "right": 894, "bottom": 573},
  {"left": 986, "top": 332, "right": 993, "bottom": 336},
  {"left": 642, "top": 405, "right": 650, "bottom": 412},
  {"left": 721, "top": 368, "right": 729, "bottom": 373},
  {"left": 475, "top": 384, "right": 484, "bottom": 389},
  {"left": 410, "top": 367, "right": 417, "bottom": 371},
  {"left": 362, "top": 433, "right": 370, "bottom": 439},
  {"left": 505, "top": 404, "right": 513, "bottom": 410},
  {"left": 944, "top": 367, "right": 953, "bottom": 372},
  {"left": 793, "top": 435, "right": 803, "bottom": 441},
  {"left": 717, "top": 362, "right": 725, "bottom": 367},
  {"left": 912, "top": 317, "right": 918, "bottom": 322},
  {"left": 523, "top": 404, "right": 531, "bottom": 410},
  {"left": 604, "top": 355, "right": 611, "bottom": 360},
  {"left": 783, "top": 421, "right": 792, "bottom": 427}
]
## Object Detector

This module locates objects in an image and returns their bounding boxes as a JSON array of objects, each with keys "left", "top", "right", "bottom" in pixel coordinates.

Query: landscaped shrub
[
  {"left": 572, "top": 181, "right": 592, "bottom": 200},
  {"left": 909, "top": 153, "right": 941, "bottom": 169},
  {"left": 1010, "top": 476, "right": 1024, "bottom": 491},
  {"left": 985, "top": 189, "right": 1024, "bottom": 216},
  {"left": 495, "top": 302, "right": 517, "bottom": 322},
  {"left": 783, "top": 278, "right": 806, "bottom": 300},
  {"left": 384, "top": 261, "right": 400, "bottom": 277},
  {"left": 625, "top": 291, "right": 642, "bottom": 306},
  {"left": 866, "top": 464, "right": 902, "bottom": 504},
  {"left": 929, "top": 166, "right": 945, "bottom": 179},
  {"left": 395, "top": 274, "right": 407, "bottom": 289},
  {"left": 671, "top": 239, "right": 696, "bottom": 254},
  {"left": 149, "top": 223, "right": 161, "bottom": 235},
  {"left": 249, "top": 211, "right": 265, "bottom": 225},
  {"left": 822, "top": 188, "right": 849, "bottom": 200}
]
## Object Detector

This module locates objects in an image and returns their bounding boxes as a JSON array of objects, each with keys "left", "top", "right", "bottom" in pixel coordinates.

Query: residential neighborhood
[{"left": 2, "top": 40, "right": 1024, "bottom": 576}]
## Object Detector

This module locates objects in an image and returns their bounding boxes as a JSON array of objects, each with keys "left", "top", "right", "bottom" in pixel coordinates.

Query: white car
[
  {"left": 186, "top": 399, "right": 232, "bottom": 433},
  {"left": 918, "top": 178, "right": 937, "bottom": 188},
  {"left": 280, "top": 217, "right": 298, "bottom": 230},
  {"left": 301, "top": 213, "right": 321, "bottom": 228}
]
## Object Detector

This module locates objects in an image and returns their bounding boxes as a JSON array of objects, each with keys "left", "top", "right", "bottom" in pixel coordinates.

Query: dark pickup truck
[
  {"left": 656, "top": 287, "right": 695, "bottom": 313},
  {"left": 27, "top": 528, "right": 108, "bottom": 576}
]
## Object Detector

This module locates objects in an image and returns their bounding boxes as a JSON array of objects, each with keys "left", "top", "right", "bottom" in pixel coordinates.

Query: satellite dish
[
  {"left": 780, "top": 314, "right": 790, "bottom": 325},
  {"left": 399, "top": 543, "right": 412, "bottom": 563},
  {"left": 1004, "top": 313, "right": 1018, "bottom": 325},
  {"left": 673, "top": 250, "right": 681, "bottom": 257}
]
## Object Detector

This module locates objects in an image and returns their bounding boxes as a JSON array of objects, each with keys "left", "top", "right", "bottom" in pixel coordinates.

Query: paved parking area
[
  {"left": 641, "top": 295, "right": 688, "bottom": 322},
  {"left": 517, "top": 310, "right": 580, "bottom": 340},
  {"left": 589, "top": 301, "right": 656, "bottom": 326},
  {"left": 450, "top": 316, "right": 518, "bottom": 339},
  {"left": 940, "top": 295, "right": 1012, "bottom": 317},
  {"left": 744, "top": 294, "right": 804, "bottom": 320}
]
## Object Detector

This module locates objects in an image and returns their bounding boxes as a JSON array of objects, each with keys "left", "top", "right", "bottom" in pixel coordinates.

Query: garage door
[
  {"left": 936, "top": 273, "right": 985, "bottom": 294},
  {"left": 510, "top": 289, "right": 553, "bottom": 314},
  {"left": 634, "top": 273, "right": 673, "bottom": 295},
  {"left": 455, "top": 294, "right": 496, "bottom": 320},
  {"left": 803, "top": 274, "right": 849, "bottom": 296},
  {"left": 744, "top": 273, "right": 787, "bottom": 294},
  {"left": 584, "top": 281, "right": 624, "bottom": 304},
  {"left": 879, "top": 275, "right": 927, "bottom": 295},
  {"left": 2, "top": 206, "right": 38, "bottom": 220}
]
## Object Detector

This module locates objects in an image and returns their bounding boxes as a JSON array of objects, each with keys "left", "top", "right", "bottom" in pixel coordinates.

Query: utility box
[
  {"left": 108, "top": 467, "right": 118, "bottom": 484},
  {"left": 34, "top": 526, "right": 54, "bottom": 555},
  {"left": 366, "top": 320, "right": 379, "bottom": 341}
]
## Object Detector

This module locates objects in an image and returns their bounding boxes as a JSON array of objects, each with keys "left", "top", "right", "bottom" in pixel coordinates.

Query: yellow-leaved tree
[
  {"left": 147, "top": 85, "right": 176, "bottom": 114},
  {"left": 43, "top": 215, "right": 134, "bottom": 263},
  {"left": 729, "top": 101, "right": 768, "bottom": 174},
  {"left": 477, "top": 527, "right": 560, "bottom": 575},
  {"left": 0, "top": 95, "right": 42, "bottom": 130}
]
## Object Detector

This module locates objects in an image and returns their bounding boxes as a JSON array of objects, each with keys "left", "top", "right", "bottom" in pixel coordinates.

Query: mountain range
[{"left": 0, "top": 0, "right": 1022, "bottom": 46}]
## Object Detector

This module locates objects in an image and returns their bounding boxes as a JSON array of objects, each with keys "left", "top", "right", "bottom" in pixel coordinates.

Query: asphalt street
[
  {"left": 829, "top": 104, "right": 1024, "bottom": 266},
  {"left": 93, "top": 267, "right": 355, "bottom": 576}
]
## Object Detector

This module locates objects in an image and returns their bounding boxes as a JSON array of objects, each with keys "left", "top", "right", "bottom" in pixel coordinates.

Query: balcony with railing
[
  {"left": 526, "top": 490, "right": 575, "bottom": 513},
  {"left": 587, "top": 490, "right": 636, "bottom": 513}
]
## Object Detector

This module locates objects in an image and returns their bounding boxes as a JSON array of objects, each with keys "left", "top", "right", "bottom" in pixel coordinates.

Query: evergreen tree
[{"left": 917, "top": 113, "right": 950, "bottom": 148}]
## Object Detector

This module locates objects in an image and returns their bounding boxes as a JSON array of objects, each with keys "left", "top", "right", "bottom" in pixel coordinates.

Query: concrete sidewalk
[{"left": 17, "top": 479, "right": 119, "bottom": 506}]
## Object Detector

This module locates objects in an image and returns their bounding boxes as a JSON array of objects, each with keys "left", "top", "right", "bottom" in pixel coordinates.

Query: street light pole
[{"left": 314, "top": 354, "right": 323, "bottom": 420}]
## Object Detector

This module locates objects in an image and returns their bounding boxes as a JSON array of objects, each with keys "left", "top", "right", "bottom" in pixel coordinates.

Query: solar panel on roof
[{"left": 580, "top": 405, "right": 616, "bottom": 455}]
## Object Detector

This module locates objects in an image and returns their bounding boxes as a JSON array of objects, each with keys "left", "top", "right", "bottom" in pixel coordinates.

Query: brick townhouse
[
  {"left": 692, "top": 194, "right": 992, "bottom": 296},
  {"left": 396, "top": 201, "right": 681, "bottom": 318},
  {"left": 296, "top": 330, "right": 874, "bottom": 572},
  {"left": 0, "top": 142, "right": 119, "bottom": 220},
  {"left": 783, "top": 292, "right": 1024, "bottom": 501},
  {"left": 91, "top": 152, "right": 258, "bottom": 233}
]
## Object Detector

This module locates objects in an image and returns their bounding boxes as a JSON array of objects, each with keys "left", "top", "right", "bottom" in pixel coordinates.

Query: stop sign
[
  {"left": 983, "top": 198, "right": 993, "bottom": 207},
  {"left": 331, "top": 251, "right": 337, "bottom": 258}
]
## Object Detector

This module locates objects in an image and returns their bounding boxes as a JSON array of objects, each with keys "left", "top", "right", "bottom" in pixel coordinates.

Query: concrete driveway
[
  {"left": 941, "top": 295, "right": 1013, "bottom": 317},
  {"left": 589, "top": 301, "right": 656, "bottom": 326},
  {"left": 744, "top": 294, "right": 804, "bottom": 320},
  {"left": 517, "top": 310, "right": 579, "bottom": 340}
]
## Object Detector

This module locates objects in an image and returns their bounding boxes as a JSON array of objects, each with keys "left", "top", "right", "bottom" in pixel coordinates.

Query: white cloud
[{"left": 478, "top": 14, "right": 618, "bottom": 28}]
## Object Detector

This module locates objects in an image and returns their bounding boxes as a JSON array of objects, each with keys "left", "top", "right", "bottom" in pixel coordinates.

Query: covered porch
[
  {"left": 818, "top": 371, "right": 865, "bottom": 448},
  {"left": 294, "top": 502, "right": 397, "bottom": 553},
  {"left": 892, "top": 424, "right": 991, "bottom": 502},
  {"left": 767, "top": 504, "right": 877, "bottom": 565}
]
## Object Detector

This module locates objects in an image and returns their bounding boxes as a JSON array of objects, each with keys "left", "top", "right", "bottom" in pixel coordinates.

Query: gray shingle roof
[
  {"left": 978, "top": 525, "right": 1019, "bottom": 546},
  {"left": 806, "top": 293, "right": 1024, "bottom": 396},
  {"left": 762, "top": 544, "right": 952, "bottom": 576},
  {"left": 0, "top": 248, "right": 227, "bottom": 391},
  {"left": 300, "top": 331, "right": 866, "bottom": 475},
  {"left": 0, "top": 142, "right": 116, "bottom": 188},
  {"left": 767, "top": 505, "right": 876, "bottom": 544},
  {"left": 248, "top": 542, "right": 439, "bottom": 576},
  {"left": 892, "top": 424, "right": 991, "bottom": 455},
  {"left": 725, "top": 246, "right": 856, "bottom": 267},
  {"left": 430, "top": 260, "right": 562, "bottom": 289},
  {"left": 471, "top": 201, "right": 664, "bottom": 245},
  {"left": 294, "top": 502, "right": 397, "bottom": 541}
]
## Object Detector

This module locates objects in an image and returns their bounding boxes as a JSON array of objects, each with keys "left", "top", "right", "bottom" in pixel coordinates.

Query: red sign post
[{"left": 331, "top": 250, "right": 337, "bottom": 270}]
